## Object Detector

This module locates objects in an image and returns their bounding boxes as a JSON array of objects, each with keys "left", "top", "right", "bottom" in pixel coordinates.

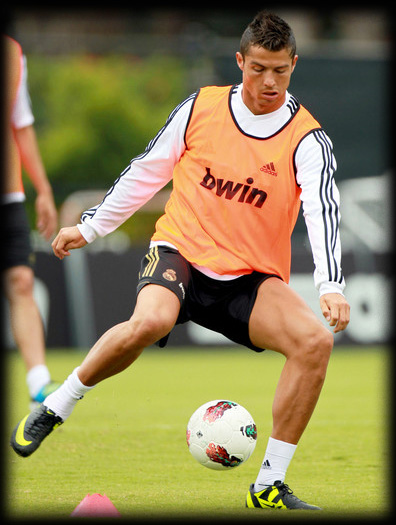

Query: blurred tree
[{"left": 23, "top": 53, "right": 188, "bottom": 241}]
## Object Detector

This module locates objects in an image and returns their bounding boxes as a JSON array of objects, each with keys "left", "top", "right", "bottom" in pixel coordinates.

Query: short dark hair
[{"left": 240, "top": 11, "right": 296, "bottom": 59}]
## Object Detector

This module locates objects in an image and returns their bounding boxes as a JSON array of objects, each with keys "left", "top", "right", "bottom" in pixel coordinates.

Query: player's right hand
[{"left": 52, "top": 226, "right": 87, "bottom": 260}]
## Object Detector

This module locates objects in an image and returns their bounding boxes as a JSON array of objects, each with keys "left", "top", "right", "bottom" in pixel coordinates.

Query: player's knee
[
  {"left": 6, "top": 266, "right": 34, "bottom": 298},
  {"left": 289, "top": 324, "right": 333, "bottom": 381},
  {"left": 300, "top": 327, "right": 333, "bottom": 379},
  {"left": 128, "top": 312, "right": 175, "bottom": 349}
]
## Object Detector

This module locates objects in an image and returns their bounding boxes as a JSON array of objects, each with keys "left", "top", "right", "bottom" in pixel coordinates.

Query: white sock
[
  {"left": 254, "top": 437, "right": 297, "bottom": 491},
  {"left": 43, "top": 367, "right": 95, "bottom": 421},
  {"left": 26, "top": 364, "right": 51, "bottom": 398}
]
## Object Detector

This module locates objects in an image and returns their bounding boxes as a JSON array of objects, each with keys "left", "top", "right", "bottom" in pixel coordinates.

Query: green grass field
[{"left": 5, "top": 345, "right": 389, "bottom": 519}]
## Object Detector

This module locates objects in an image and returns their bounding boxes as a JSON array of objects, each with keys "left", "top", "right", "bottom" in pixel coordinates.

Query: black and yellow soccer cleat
[
  {"left": 246, "top": 480, "right": 321, "bottom": 510},
  {"left": 10, "top": 404, "right": 63, "bottom": 457}
]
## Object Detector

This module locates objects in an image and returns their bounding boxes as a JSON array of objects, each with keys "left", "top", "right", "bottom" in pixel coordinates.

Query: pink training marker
[{"left": 71, "top": 493, "right": 121, "bottom": 517}]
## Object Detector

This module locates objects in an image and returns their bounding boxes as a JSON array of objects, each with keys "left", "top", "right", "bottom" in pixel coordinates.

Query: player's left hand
[{"left": 320, "top": 293, "right": 350, "bottom": 333}]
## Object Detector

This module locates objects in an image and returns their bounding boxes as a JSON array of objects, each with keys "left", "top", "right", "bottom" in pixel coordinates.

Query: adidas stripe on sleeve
[
  {"left": 77, "top": 93, "right": 196, "bottom": 243},
  {"left": 295, "top": 129, "right": 345, "bottom": 296}
]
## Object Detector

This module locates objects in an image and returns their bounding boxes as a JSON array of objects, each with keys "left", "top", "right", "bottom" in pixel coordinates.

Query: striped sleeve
[
  {"left": 77, "top": 92, "right": 196, "bottom": 243},
  {"left": 295, "top": 129, "right": 345, "bottom": 296}
]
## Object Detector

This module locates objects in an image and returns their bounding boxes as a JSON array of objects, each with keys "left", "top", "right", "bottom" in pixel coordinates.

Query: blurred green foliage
[{"left": 23, "top": 53, "right": 188, "bottom": 242}]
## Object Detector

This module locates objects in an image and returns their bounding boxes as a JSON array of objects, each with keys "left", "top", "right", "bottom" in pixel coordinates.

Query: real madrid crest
[{"left": 163, "top": 269, "right": 177, "bottom": 282}]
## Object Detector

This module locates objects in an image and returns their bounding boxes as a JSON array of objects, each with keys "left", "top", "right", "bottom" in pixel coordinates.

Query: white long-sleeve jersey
[{"left": 78, "top": 84, "right": 345, "bottom": 296}]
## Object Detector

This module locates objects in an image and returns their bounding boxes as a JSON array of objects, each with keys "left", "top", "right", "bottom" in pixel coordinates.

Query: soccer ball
[{"left": 186, "top": 400, "right": 257, "bottom": 470}]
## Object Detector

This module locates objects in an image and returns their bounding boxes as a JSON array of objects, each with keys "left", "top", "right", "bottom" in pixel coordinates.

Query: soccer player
[
  {"left": 3, "top": 35, "right": 59, "bottom": 407},
  {"left": 11, "top": 12, "right": 350, "bottom": 510}
]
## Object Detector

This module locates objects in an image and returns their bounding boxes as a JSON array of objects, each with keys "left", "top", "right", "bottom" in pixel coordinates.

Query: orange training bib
[{"left": 152, "top": 85, "right": 320, "bottom": 282}]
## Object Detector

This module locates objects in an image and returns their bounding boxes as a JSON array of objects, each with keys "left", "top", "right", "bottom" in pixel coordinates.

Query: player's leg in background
[
  {"left": 248, "top": 276, "right": 333, "bottom": 445},
  {"left": 3, "top": 264, "right": 56, "bottom": 404},
  {"left": 4, "top": 265, "right": 46, "bottom": 370}
]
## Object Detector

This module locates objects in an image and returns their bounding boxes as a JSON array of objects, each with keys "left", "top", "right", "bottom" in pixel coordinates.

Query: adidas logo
[
  {"left": 260, "top": 162, "right": 277, "bottom": 177},
  {"left": 261, "top": 459, "right": 272, "bottom": 470}
]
